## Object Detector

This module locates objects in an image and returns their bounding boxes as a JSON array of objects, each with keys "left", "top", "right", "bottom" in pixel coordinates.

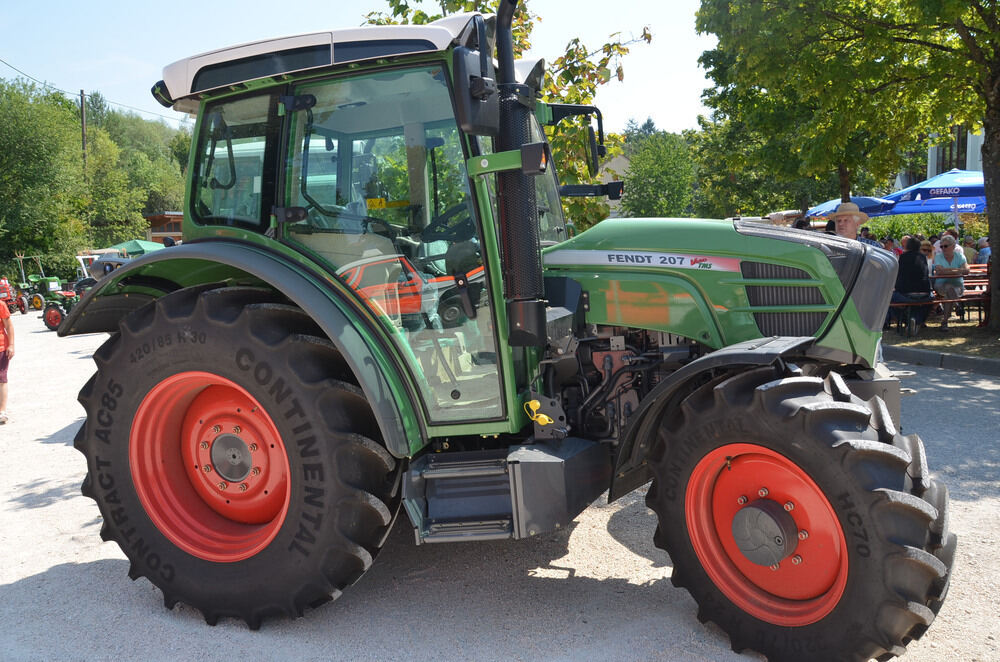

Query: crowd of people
[{"left": 793, "top": 201, "right": 992, "bottom": 335}]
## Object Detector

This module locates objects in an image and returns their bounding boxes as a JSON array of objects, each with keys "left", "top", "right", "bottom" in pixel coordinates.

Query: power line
[{"left": 0, "top": 56, "right": 186, "bottom": 124}]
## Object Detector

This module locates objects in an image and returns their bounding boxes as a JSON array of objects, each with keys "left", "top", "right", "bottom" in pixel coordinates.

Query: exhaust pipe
[{"left": 495, "top": 0, "right": 546, "bottom": 347}]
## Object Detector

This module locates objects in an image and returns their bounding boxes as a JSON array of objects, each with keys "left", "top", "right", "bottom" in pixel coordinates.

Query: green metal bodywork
[{"left": 541, "top": 218, "right": 879, "bottom": 365}]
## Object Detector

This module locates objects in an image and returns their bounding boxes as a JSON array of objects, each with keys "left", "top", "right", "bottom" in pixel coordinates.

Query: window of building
[{"left": 936, "top": 126, "right": 968, "bottom": 173}]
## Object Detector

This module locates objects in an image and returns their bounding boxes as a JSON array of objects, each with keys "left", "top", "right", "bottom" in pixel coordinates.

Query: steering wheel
[{"left": 421, "top": 203, "right": 476, "bottom": 243}]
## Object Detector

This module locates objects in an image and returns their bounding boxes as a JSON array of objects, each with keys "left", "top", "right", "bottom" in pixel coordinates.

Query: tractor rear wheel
[
  {"left": 43, "top": 303, "right": 65, "bottom": 331},
  {"left": 74, "top": 277, "right": 98, "bottom": 296},
  {"left": 17, "top": 295, "right": 28, "bottom": 314},
  {"left": 75, "top": 285, "right": 402, "bottom": 627},
  {"left": 646, "top": 367, "right": 955, "bottom": 662},
  {"left": 29, "top": 293, "right": 44, "bottom": 310}
]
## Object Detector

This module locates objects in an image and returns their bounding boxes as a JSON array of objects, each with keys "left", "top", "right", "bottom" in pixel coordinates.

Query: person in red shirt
[{"left": 0, "top": 302, "right": 13, "bottom": 423}]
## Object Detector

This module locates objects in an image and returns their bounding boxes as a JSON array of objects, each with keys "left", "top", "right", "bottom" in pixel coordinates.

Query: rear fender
[{"left": 59, "top": 241, "right": 419, "bottom": 458}]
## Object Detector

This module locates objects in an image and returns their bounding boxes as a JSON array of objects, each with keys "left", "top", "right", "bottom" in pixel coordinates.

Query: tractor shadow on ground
[
  {"left": 0, "top": 551, "right": 753, "bottom": 662},
  {"left": 39, "top": 419, "right": 84, "bottom": 445}
]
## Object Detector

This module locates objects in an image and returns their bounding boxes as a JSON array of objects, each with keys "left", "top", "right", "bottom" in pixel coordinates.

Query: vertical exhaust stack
[{"left": 495, "top": 0, "right": 546, "bottom": 347}]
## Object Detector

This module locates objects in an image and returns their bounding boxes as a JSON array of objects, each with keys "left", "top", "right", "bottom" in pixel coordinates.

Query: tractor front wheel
[
  {"left": 43, "top": 303, "right": 65, "bottom": 331},
  {"left": 75, "top": 285, "right": 402, "bottom": 627},
  {"left": 646, "top": 367, "right": 955, "bottom": 662},
  {"left": 29, "top": 293, "right": 44, "bottom": 310},
  {"left": 17, "top": 295, "right": 28, "bottom": 314}
]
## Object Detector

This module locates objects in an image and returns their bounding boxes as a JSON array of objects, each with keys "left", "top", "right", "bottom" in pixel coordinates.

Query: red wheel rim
[
  {"left": 685, "top": 443, "right": 848, "bottom": 626},
  {"left": 45, "top": 307, "right": 62, "bottom": 328},
  {"left": 130, "top": 371, "right": 290, "bottom": 562}
]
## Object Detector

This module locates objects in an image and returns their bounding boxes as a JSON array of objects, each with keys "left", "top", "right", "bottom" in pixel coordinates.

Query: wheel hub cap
[
  {"left": 731, "top": 499, "right": 799, "bottom": 566},
  {"left": 210, "top": 433, "right": 252, "bottom": 482}
]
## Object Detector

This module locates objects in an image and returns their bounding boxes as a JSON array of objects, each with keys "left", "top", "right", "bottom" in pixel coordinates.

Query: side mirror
[
  {"left": 453, "top": 16, "right": 499, "bottom": 136},
  {"left": 543, "top": 103, "right": 606, "bottom": 176}
]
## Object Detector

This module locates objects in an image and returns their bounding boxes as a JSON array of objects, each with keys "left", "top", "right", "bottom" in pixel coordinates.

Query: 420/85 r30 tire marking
[
  {"left": 686, "top": 443, "right": 848, "bottom": 626},
  {"left": 130, "top": 371, "right": 290, "bottom": 563}
]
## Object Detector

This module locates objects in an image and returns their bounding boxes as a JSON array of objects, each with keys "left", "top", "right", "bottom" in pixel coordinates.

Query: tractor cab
[{"left": 169, "top": 18, "right": 574, "bottom": 426}]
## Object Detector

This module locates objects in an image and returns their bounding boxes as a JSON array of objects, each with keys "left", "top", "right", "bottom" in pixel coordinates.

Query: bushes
[{"left": 863, "top": 212, "right": 987, "bottom": 240}]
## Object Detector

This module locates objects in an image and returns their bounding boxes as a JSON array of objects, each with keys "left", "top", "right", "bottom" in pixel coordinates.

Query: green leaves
[{"left": 621, "top": 132, "right": 695, "bottom": 218}]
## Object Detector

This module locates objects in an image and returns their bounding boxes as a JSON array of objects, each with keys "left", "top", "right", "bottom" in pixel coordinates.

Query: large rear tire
[
  {"left": 646, "top": 367, "right": 955, "bottom": 662},
  {"left": 75, "top": 285, "right": 402, "bottom": 627}
]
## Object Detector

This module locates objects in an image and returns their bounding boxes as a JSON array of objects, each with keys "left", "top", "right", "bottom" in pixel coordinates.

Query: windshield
[
  {"left": 529, "top": 115, "right": 568, "bottom": 245},
  {"left": 284, "top": 66, "right": 503, "bottom": 423}
]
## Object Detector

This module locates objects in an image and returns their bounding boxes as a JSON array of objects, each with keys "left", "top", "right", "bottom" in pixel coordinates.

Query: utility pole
[{"left": 80, "top": 89, "right": 88, "bottom": 181}]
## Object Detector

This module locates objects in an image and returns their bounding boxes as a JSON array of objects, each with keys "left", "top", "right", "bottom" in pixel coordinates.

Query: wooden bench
[
  {"left": 887, "top": 262, "right": 991, "bottom": 334},
  {"left": 957, "top": 263, "right": 991, "bottom": 325}
]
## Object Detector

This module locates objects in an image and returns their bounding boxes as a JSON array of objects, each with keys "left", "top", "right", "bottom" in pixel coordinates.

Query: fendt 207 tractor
[{"left": 61, "top": 2, "right": 955, "bottom": 660}]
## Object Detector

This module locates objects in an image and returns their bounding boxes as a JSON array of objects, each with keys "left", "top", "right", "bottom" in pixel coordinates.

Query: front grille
[
  {"left": 742, "top": 261, "right": 827, "bottom": 336},
  {"left": 745, "top": 285, "right": 825, "bottom": 307},
  {"left": 753, "top": 312, "right": 828, "bottom": 337},
  {"left": 741, "top": 262, "right": 811, "bottom": 280}
]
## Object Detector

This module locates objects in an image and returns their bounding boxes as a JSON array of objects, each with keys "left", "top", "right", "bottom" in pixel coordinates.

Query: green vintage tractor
[
  {"left": 62, "top": 3, "right": 954, "bottom": 660},
  {"left": 14, "top": 254, "right": 79, "bottom": 326}
]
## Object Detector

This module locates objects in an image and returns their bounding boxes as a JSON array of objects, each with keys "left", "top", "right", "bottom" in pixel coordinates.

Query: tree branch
[
  {"left": 971, "top": 0, "right": 1000, "bottom": 34},
  {"left": 953, "top": 18, "right": 990, "bottom": 68}
]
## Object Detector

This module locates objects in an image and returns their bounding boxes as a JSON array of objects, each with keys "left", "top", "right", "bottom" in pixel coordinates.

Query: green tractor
[
  {"left": 62, "top": 3, "right": 954, "bottom": 660},
  {"left": 14, "top": 254, "right": 79, "bottom": 328}
]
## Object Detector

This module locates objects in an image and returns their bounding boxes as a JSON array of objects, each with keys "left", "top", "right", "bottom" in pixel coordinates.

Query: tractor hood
[{"left": 542, "top": 217, "right": 895, "bottom": 367}]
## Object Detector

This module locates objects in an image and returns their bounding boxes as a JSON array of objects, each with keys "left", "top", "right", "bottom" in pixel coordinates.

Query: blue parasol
[
  {"left": 885, "top": 169, "right": 984, "bottom": 202},
  {"left": 868, "top": 196, "right": 986, "bottom": 217},
  {"left": 805, "top": 196, "right": 897, "bottom": 218}
]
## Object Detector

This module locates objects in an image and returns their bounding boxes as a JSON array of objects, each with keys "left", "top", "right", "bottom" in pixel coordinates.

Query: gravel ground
[{"left": 0, "top": 309, "right": 997, "bottom": 661}]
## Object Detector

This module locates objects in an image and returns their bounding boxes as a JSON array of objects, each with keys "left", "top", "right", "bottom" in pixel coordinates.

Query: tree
[
  {"left": 623, "top": 116, "right": 658, "bottom": 155},
  {"left": 79, "top": 129, "right": 148, "bottom": 247},
  {"left": 0, "top": 79, "right": 88, "bottom": 278},
  {"left": 696, "top": 0, "right": 1000, "bottom": 329},
  {"left": 621, "top": 132, "right": 695, "bottom": 218},
  {"left": 365, "top": 0, "right": 650, "bottom": 230}
]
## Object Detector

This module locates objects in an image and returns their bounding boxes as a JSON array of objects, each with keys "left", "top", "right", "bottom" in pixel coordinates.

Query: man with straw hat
[{"left": 829, "top": 202, "right": 882, "bottom": 247}]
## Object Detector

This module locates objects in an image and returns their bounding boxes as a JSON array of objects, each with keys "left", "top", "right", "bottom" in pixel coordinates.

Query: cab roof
[{"left": 155, "top": 13, "right": 485, "bottom": 113}]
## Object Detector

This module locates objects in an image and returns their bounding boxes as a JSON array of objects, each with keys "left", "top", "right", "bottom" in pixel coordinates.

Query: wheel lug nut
[
  {"left": 798, "top": 530, "right": 809, "bottom": 541},
  {"left": 217, "top": 481, "right": 228, "bottom": 491},
  {"left": 769, "top": 563, "right": 780, "bottom": 571},
  {"left": 249, "top": 443, "right": 258, "bottom": 452},
  {"left": 737, "top": 495, "right": 748, "bottom": 505},
  {"left": 233, "top": 425, "right": 241, "bottom": 434},
  {"left": 758, "top": 487, "right": 769, "bottom": 497},
  {"left": 252, "top": 467, "right": 261, "bottom": 476},
  {"left": 212, "top": 425, "right": 221, "bottom": 433},
  {"left": 784, "top": 501, "right": 794, "bottom": 512},
  {"left": 239, "top": 483, "right": 249, "bottom": 492},
  {"left": 791, "top": 555, "right": 803, "bottom": 565},
  {"left": 200, "top": 441, "right": 209, "bottom": 449},
  {"left": 202, "top": 464, "right": 212, "bottom": 473}
]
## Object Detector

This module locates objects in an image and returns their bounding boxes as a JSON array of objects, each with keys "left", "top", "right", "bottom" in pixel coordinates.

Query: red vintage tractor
[{"left": 1, "top": 277, "right": 29, "bottom": 315}]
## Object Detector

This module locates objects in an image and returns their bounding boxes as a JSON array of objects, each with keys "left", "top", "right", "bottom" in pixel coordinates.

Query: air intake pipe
[{"left": 495, "top": 0, "right": 546, "bottom": 346}]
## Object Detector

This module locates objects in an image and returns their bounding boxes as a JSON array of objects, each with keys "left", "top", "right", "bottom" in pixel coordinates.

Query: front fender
[
  {"left": 60, "top": 240, "right": 420, "bottom": 458},
  {"left": 608, "top": 336, "right": 815, "bottom": 501}
]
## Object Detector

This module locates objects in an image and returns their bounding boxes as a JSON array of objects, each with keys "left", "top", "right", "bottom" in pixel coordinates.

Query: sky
[{"left": 0, "top": 0, "right": 716, "bottom": 134}]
